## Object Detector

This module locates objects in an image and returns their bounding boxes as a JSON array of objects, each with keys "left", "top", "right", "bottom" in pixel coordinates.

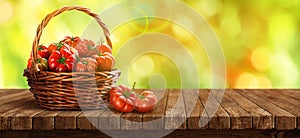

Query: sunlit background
[{"left": 0, "top": 0, "right": 300, "bottom": 88}]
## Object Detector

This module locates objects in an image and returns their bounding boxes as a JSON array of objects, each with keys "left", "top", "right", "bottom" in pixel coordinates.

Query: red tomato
[
  {"left": 75, "top": 57, "right": 98, "bottom": 72},
  {"left": 96, "top": 44, "right": 112, "bottom": 54},
  {"left": 92, "top": 52, "right": 115, "bottom": 71},
  {"left": 75, "top": 39, "right": 97, "bottom": 57},
  {"left": 37, "top": 45, "right": 50, "bottom": 59},
  {"left": 48, "top": 41, "right": 70, "bottom": 54},
  {"left": 109, "top": 85, "right": 136, "bottom": 113},
  {"left": 48, "top": 49, "right": 76, "bottom": 72},
  {"left": 27, "top": 57, "right": 48, "bottom": 71},
  {"left": 62, "top": 36, "right": 81, "bottom": 48},
  {"left": 135, "top": 91, "right": 157, "bottom": 112}
]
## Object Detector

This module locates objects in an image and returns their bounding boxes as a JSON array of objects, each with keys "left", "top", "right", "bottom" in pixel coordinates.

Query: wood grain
[
  {"left": 0, "top": 93, "right": 41, "bottom": 130},
  {"left": 199, "top": 89, "right": 230, "bottom": 129},
  {"left": 183, "top": 89, "right": 208, "bottom": 129},
  {"left": 77, "top": 109, "right": 106, "bottom": 130},
  {"left": 265, "top": 89, "right": 300, "bottom": 107},
  {"left": 237, "top": 89, "right": 296, "bottom": 130},
  {"left": 217, "top": 90, "right": 252, "bottom": 129},
  {"left": 55, "top": 111, "right": 82, "bottom": 129},
  {"left": 33, "top": 110, "right": 62, "bottom": 130},
  {"left": 252, "top": 89, "right": 300, "bottom": 129},
  {"left": 0, "top": 89, "right": 28, "bottom": 102},
  {"left": 0, "top": 89, "right": 299, "bottom": 131},
  {"left": 142, "top": 89, "right": 168, "bottom": 130},
  {"left": 164, "top": 89, "right": 186, "bottom": 130},
  {"left": 226, "top": 90, "right": 273, "bottom": 129},
  {"left": 8, "top": 100, "right": 45, "bottom": 130},
  {"left": 98, "top": 108, "right": 122, "bottom": 130}
]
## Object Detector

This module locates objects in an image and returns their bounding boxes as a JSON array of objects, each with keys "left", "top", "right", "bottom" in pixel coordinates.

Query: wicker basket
[{"left": 23, "top": 6, "right": 120, "bottom": 110}]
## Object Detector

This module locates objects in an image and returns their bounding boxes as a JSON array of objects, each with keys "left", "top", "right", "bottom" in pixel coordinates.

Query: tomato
[
  {"left": 48, "top": 41, "right": 70, "bottom": 54},
  {"left": 62, "top": 36, "right": 81, "bottom": 48},
  {"left": 96, "top": 44, "right": 112, "bottom": 54},
  {"left": 92, "top": 52, "right": 115, "bottom": 71},
  {"left": 69, "top": 46, "right": 79, "bottom": 56},
  {"left": 48, "top": 49, "right": 76, "bottom": 72},
  {"left": 75, "top": 57, "right": 98, "bottom": 72},
  {"left": 135, "top": 91, "right": 157, "bottom": 113},
  {"left": 27, "top": 57, "right": 48, "bottom": 71},
  {"left": 76, "top": 39, "right": 97, "bottom": 57},
  {"left": 109, "top": 85, "right": 136, "bottom": 113},
  {"left": 37, "top": 45, "right": 50, "bottom": 59}
]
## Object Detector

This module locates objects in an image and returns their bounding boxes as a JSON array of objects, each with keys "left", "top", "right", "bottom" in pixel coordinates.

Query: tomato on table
[
  {"left": 109, "top": 85, "right": 136, "bottom": 113},
  {"left": 135, "top": 91, "right": 157, "bottom": 113}
]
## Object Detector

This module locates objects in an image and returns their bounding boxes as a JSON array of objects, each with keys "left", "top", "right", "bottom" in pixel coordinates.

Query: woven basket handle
[{"left": 31, "top": 6, "right": 112, "bottom": 72}]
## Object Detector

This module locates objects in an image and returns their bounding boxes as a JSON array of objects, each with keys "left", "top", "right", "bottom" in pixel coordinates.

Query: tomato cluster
[
  {"left": 27, "top": 36, "right": 115, "bottom": 72},
  {"left": 109, "top": 84, "right": 157, "bottom": 113}
]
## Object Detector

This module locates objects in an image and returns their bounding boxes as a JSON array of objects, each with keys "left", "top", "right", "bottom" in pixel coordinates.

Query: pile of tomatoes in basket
[{"left": 27, "top": 36, "right": 114, "bottom": 72}]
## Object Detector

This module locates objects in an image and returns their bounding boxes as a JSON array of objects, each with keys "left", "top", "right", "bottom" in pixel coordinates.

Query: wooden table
[{"left": 0, "top": 89, "right": 299, "bottom": 138}]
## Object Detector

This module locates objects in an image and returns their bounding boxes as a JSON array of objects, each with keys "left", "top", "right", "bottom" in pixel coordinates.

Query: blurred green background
[{"left": 0, "top": 0, "right": 300, "bottom": 88}]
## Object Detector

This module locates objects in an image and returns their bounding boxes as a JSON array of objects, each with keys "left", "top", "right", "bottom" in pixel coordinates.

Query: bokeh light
[
  {"left": 0, "top": 0, "right": 300, "bottom": 88},
  {"left": 131, "top": 55, "right": 154, "bottom": 78},
  {"left": 0, "top": 0, "right": 13, "bottom": 23},
  {"left": 251, "top": 47, "right": 272, "bottom": 71}
]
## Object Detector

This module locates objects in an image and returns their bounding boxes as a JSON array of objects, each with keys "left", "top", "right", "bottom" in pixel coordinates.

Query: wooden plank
[
  {"left": 33, "top": 110, "right": 62, "bottom": 130},
  {"left": 285, "top": 89, "right": 300, "bottom": 94},
  {"left": 0, "top": 93, "right": 34, "bottom": 114},
  {"left": 98, "top": 108, "right": 122, "bottom": 130},
  {"left": 142, "top": 89, "right": 168, "bottom": 130},
  {"left": 183, "top": 89, "right": 208, "bottom": 129},
  {"left": 120, "top": 111, "right": 143, "bottom": 130},
  {"left": 77, "top": 109, "right": 106, "bottom": 130},
  {"left": 214, "top": 90, "right": 252, "bottom": 129},
  {"left": 251, "top": 89, "right": 300, "bottom": 129},
  {"left": 0, "top": 94, "right": 38, "bottom": 130},
  {"left": 226, "top": 89, "right": 273, "bottom": 129},
  {"left": 237, "top": 89, "right": 296, "bottom": 130},
  {"left": 7, "top": 99, "right": 45, "bottom": 130},
  {"left": 0, "top": 89, "right": 28, "bottom": 102},
  {"left": 0, "top": 89, "right": 26, "bottom": 97},
  {"left": 55, "top": 111, "right": 82, "bottom": 129},
  {"left": 270, "top": 89, "right": 300, "bottom": 105},
  {"left": 164, "top": 89, "right": 186, "bottom": 130},
  {"left": 199, "top": 89, "right": 230, "bottom": 129},
  {"left": 120, "top": 89, "right": 144, "bottom": 130}
]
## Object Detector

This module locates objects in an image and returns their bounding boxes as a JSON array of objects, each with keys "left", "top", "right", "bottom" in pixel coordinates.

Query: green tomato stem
[
  {"left": 58, "top": 57, "right": 66, "bottom": 64},
  {"left": 87, "top": 45, "right": 94, "bottom": 50}
]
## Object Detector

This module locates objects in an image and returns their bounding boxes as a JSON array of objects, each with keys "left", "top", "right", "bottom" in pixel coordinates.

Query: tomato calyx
[
  {"left": 70, "top": 36, "right": 75, "bottom": 41},
  {"left": 57, "top": 57, "right": 66, "bottom": 64},
  {"left": 98, "top": 52, "right": 103, "bottom": 56},
  {"left": 123, "top": 82, "right": 137, "bottom": 98},
  {"left": 38, "top": 46, "right": 43, "bottom": 51},
  {"left": 87, "top": 45, "right": 95, "bottom": 50},
  {"left": 138, "top": 94, "right": 146, "bottom": 100},
  {"left": 82, "top": 59, "right": 88, "bottom": 65},
  {"left": 55, "top": 41, "right": 64, "bottom": 50}
]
